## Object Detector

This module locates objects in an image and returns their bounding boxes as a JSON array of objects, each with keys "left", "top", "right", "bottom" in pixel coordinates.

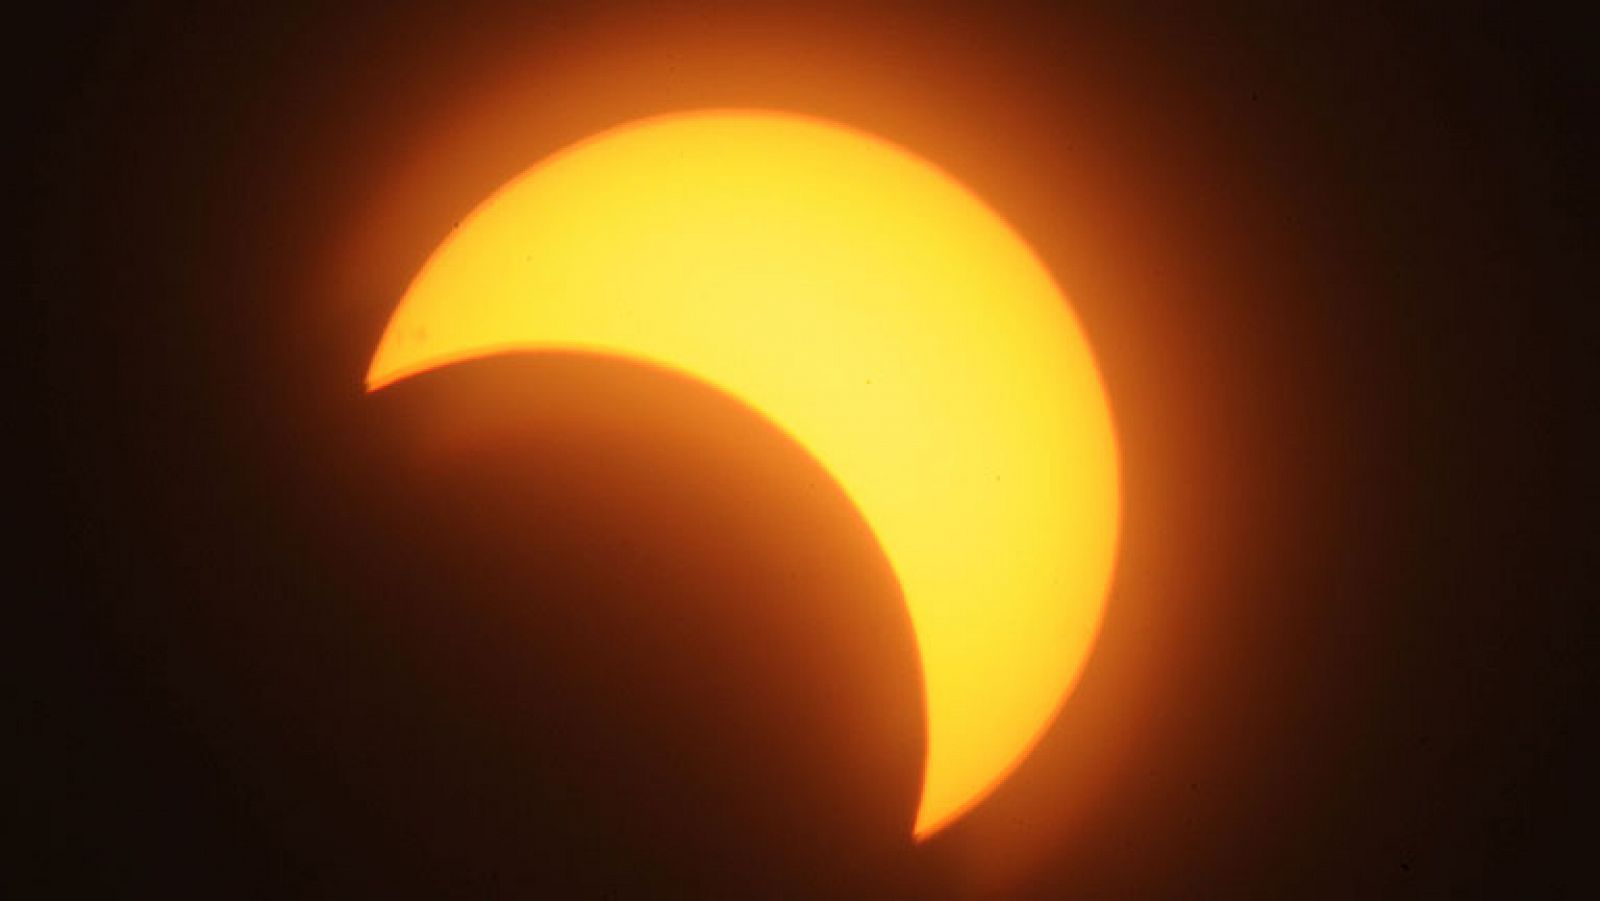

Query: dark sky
[{"left": 22, "top": 2, "right": 1590, "bottom": 897}]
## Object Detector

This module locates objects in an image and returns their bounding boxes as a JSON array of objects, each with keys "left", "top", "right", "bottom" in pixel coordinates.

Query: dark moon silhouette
[{"left": 224, "top": 352, "right": 925, "bottom": 895}]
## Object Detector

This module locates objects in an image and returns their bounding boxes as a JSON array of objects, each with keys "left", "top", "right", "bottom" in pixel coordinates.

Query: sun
[{"left": 367, "top": 109, "right": 1120, "bottom": 838}]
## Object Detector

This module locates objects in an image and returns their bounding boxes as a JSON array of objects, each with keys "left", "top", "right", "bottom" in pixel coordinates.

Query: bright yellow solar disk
[{"left": 368, "top": 110, "right": 1120, "bottom": 838}]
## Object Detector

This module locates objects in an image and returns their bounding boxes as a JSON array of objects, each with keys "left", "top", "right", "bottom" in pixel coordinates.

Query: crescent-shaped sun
[{"left": 366, "top": 110, "right": 1119, "bottom": 839}]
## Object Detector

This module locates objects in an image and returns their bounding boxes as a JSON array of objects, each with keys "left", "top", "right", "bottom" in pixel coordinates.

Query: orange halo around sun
[{"left": 367, "top": 109, "right": 1120, "bottom": 838}]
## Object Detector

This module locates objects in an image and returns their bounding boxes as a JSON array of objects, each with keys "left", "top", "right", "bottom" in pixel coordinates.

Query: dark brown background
[{"left": 22, "top": 1, "right": 1590, "bottom": 896}]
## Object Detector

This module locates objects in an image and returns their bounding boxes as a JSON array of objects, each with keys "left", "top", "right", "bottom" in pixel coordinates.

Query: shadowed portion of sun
[{"left": 366, "top": 110, "right": 1120, "bottom": 838}]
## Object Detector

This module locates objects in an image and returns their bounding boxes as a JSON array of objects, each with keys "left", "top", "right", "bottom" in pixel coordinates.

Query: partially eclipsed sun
[{"left": 367, "top": 110, "right": 1120, "bottom": 838}]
